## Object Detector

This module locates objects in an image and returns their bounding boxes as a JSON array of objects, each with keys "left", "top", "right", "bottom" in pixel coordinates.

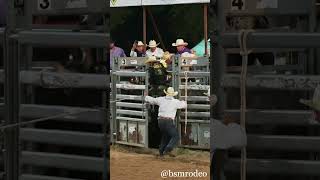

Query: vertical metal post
[
  {"left": 211, "top": 0, "right": 226, "bottom": 179},
  {"left": 143, "top": 6, "right": 147, "bottom": 48},
  {"left": 308, "top": 0, "right": 317, "bottom": 74},
  {"left": 204, "top": 4, "right": 208, "bottom": 56}
]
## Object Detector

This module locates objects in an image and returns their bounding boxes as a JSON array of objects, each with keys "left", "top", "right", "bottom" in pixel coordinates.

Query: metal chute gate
[
  {"left": 0, "top": 1, "right": 109, "bottom": 180},
  {"left": 111, "top": 56, "right": 210, "bottom": 150}
]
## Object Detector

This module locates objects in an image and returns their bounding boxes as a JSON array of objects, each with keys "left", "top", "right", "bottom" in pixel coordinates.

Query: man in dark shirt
[{"left": 172, "top": 39, "right": 192, "bottom": 55}]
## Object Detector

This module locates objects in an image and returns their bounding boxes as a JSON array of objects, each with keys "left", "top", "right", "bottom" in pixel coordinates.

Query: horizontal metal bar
[
  {"left": 21, "top": 151, "right": 104, "bottom": 172},
  {"left": 179, "top": 85, "right": 210, "bottom": 90},
  {"left": 115, "top": 141, "right": 145, "bottom": 148},
  {"left": 13, "top": 31, "right": 108, "bottom": 47},
  {"left": 20, "top": 128, "right": 104, "bottom": 148},
  {"left": 116, "top": 84, "right": 146, "bottom": 90},
  {"left": 179, "top": 119, "right": 210, "bottom": 123},
  {"left": 178, "top": 72, "right": 209, "bottom": 77},
  {"left": 0, "top": 28, "right": 4, "bottom": 45},
  {"left": 0, "top": 70, "right": 109, "bottom": 89},
  {"left": 225, "top": 109, "right": 313, "bottom": 125},
  {"left": 117, "top": 109, "right": 145, "bottom": 117},
  {"left": 225, "top": 48, "right": 306, "bottom": 54},
  {"left": 180, "top": 96, "right": 208, "bottom": 101},
  {"left": 248, "top": 135, "right": 320, "bottom": 151},
  {"left": 113, "top": 71, "right": 146, "bottom": 77},
  {"left": 223, "top": 74, "right": 320, "bottom": 90},
  {"left": 187, "top": 104, "right": 210, "bottom": 110},
  {"left": 117, "top": 117, "right": 146, "bottom": 122},
  {"left": 116, "top": 95, "right": 143, "bottom": 101},
  {"left": 225, "top": 158, "right": 320, "bottom": 175},
  {"left": 181, "top": 112, "right": 210, "bottom": 118},
  {"left": 116, "top": 102, "right": 145, "bottom": 109},
  {"left": 227, "top": 65, "right": 304, "bottom": 73},
  {"left": 20, "top": 174, "right": 84, "bottom": 180},
  {"left": 220, "top": 32, "right": 320, "bottom": 48},
  {"left": 0, "top": 104, "right": 105, "bottom": 124}
]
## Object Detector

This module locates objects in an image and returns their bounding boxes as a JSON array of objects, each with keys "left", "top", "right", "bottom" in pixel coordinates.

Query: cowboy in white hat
[
  {"left": 146, "top": 40, "right": 164, "bottom": 58},
  {"left": 300, "top": 85, "right": 320, "bottom": 124},
  {"left": 145, "top": 87, "right": 187, "bottom": 157},
  {"left": 130, "top": 41, "right": 146, "bottom": 57},
  {"left": 172, "top": 39, "right": 193, "bottom": 56}
]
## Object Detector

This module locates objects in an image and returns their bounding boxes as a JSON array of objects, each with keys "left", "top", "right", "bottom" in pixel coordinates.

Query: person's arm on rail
[
  {"left": 145, "top": 96, "right": 159, "bottom": 105},
  {"left": 175, "top": 100, "right": 187, "bottom": 109}
]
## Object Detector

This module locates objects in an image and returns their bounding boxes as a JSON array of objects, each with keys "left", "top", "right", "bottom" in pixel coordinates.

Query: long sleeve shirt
[
  {"left": 145, "top": 96, "right": 187, "bottom": 119},
  {"left": 146, "top": 48, "right": 164, "bottom": 58}
]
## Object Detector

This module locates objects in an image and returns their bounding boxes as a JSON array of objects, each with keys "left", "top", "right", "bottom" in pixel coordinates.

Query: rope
[
  {"left": 238, "top": 29, "right": 254, "bottom": 180},
  {"left": 0, "top": 109, "right": 91, "bottom": 131},
  {"left": 184, "top": 71, "right": 189, "bottom": 134}
]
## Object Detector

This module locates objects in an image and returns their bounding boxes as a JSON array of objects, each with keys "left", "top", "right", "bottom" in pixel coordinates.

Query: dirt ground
[{"left": 110, "top": 145, "right": 210, "bottom": 180}]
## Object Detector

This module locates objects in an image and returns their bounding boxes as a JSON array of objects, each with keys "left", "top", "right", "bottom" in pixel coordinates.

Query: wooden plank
[
  {"left": 116, "top": 95, "right": 143, "bottom": 101},
  {"left": 181, "top": 111, "right": 210, "bottom": 118},
  {"left": 248, "top": 135, "right": 320, "bottom": 151},
  {"left": 225, "top": 109, "right": 313, "bottom": 125},
  {"left": 223, "top": 74, "right": 320, "bottom": 90},
  {"left": 180, "top": 96, "right": 208, "bottom": 101},
  {"left": 187, "top": 104, "right": 210, "bottom": 110},
  {"left": 225, "top": 158, "right": 320, "bottom": 175},
  {"left": 116, "top": 84, "right": 146, "bottom": 90}
]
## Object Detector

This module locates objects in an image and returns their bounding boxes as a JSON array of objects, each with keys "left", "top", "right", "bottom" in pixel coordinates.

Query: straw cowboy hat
[
  {"left": 148, "top": 40, "right": 160, "bottom": 48},
  {"left": 300, "top": 85, "right": 320, "bottom": 111},
  {"left": 145, "top": 56, "right": 157, "bottom": 64},
  {"left": 164, "top": 87, "right": 178, "bottom": 97},
  {"left": 204, "top": 88, "right": 218, "bottom": 105},
  {"left": 172, "top": 39, "right": 188, "bottom": 47}
]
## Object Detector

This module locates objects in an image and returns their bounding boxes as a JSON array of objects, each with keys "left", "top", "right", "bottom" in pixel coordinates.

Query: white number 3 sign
[{"left": 38, "top": 0, "right": 52, "bottom": 10}]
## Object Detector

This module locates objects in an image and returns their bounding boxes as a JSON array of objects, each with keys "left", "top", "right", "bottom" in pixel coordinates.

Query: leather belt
[{"left": 158, "top": 116, "right": 174, "bottom": 121}]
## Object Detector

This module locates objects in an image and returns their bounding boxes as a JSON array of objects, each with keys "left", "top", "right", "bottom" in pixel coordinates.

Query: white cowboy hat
[
  {"left": 137, "top": 41, "right": 144, "bottom": 46},
  {"left": 172, "top": 39, "right": 188, "bottom": 47},
  {"left": 163, "top": 87, "right": 178, "bottom": 96},
  {"left": 300, "top": 85, "right": 320, "bottom": 111},
  {"left": 148, "top": 40, "right": 160, "bottom": 48}
]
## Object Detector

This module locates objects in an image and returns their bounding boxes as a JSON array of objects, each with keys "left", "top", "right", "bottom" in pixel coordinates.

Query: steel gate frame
[
  {"left": 111, "top": 57, "right": 150, "bottom": 148},
  {"left": 212, "top": 0, "right": 320, "bottom": 179},
  {"left": 1, "top": 1, "right": 109, "bottom": 180},
  {"left": 173, "top": 56, "right": 210, "bottom": 149}
]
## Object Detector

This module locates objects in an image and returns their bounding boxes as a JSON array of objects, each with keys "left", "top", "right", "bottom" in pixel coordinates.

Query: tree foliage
[{"left": 111, "top": 5, "right": 209, "bottom": 55}]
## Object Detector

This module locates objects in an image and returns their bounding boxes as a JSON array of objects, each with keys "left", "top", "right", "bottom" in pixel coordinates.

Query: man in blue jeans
[{"left": 145, "top": 87, "right": 187, "bottom": 157}]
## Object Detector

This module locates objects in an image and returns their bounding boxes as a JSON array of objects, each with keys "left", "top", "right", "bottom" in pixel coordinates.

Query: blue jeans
[{"left": 158, "top": 118, "right": 179, "bottom": 155}]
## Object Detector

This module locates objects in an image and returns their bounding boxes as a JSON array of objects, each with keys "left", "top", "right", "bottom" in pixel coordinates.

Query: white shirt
[
  {"left": 146, "top": 48, "right": 164, "bottom": 58},
  {"left": 145, "top": 96, "right": 187, "bottom": 119}
]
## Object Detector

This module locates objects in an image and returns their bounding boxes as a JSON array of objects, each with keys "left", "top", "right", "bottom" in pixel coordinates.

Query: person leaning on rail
[
  {"left": 146, "top": 40, "right": 164, "bottom": 58},
  {"left": 207, "top": 88, "right": 247, "bottom": 180},
  {"left": 144, "top": 87, "right": 187, "bottom": 157}
]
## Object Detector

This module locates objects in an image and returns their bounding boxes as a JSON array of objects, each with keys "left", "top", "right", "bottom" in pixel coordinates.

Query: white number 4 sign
[
  {"left": 231, "top": 0, "right": 245, "bottom": 11},
  {"left": 38, "top": 0, "right": 52, "bottom": 10}
]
